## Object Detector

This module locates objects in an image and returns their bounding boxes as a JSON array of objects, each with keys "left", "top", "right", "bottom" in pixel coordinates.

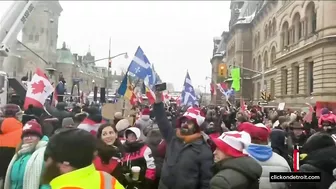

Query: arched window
[
  {"left": 268, "top": 21, "right": 272, "bottom": 37},
  {"left": 271, "top": 46, "right": 276, "bottom": 65},
  {"left": 272, "top": 18, "right": 276, "bottom": 35},
  {"left": 264, "top": 24, "right": 268, "bottom": 40},
  {"left": 305, "top": 2, "right": 316, "bottom": 34},
  {"left": 257, "top": 55, "right": 262, "bottom": 72},
  {"left": 253, "top": 58, "right": 256, "bottom": 70},
  {"left": 292, "top": 13, "right": 301, "bottom": 43},
  {"left": 281, "top": 21, "right": 289, "bottom": 48},
  {"left": 264, "top": 51, "right": 269, "bottom": 69}
]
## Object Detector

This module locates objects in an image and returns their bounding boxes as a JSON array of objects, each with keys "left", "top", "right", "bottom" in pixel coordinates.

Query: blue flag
[
  {"left": 128, "top": 46, "right": 153, "bottom": 80},
  {"left": 181, "top": 72, "right": 197, "bottom": 106}
]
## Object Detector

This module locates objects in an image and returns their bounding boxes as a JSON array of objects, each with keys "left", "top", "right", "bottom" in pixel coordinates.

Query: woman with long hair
[{"left": 93, "top": 123, "right": 124, "bottom": 183}]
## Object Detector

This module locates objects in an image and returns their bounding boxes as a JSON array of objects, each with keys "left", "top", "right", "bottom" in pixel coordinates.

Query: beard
[{"left": 41, "top": 161, "right": 62, "bottom": 185}]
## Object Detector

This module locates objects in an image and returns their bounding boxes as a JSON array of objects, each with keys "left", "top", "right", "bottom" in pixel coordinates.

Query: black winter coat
[{"left": 153, "top": 102, "right": 213, "bottom": 189}]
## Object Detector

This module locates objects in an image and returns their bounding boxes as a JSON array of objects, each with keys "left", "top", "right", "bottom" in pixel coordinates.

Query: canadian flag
[{"left": 23, "top": 68, "right": 54, "bottom": 110}]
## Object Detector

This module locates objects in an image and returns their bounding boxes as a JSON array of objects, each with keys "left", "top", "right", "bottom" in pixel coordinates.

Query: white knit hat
[{"left": 213, "top": 131, "right": 251, "bottom": 157}]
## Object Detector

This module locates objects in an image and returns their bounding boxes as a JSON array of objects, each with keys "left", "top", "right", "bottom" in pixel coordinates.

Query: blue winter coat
[{"left": 10, "top": 136, "right": 50, "bottom": 189}]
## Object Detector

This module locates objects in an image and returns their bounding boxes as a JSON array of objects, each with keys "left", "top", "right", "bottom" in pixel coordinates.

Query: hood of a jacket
[
  {"left": 247, "top": 143, "right": 273, "bottom": 161},
  {"left": 1, "top": 117, "right": 22, "bottom": 134},
  {"left": 303, "top": 146, "right": 336, "bottom": 175},
  {"left": 270, "top": 129, "right": 286, "bottom": 154},
  {"left": 215, "top": 156, "right": 262, "bottom": 180}
]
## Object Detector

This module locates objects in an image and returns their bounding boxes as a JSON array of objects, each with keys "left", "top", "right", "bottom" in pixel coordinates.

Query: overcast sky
[{"left": 0, "top": 1, "right": 230, "bottom": 91}]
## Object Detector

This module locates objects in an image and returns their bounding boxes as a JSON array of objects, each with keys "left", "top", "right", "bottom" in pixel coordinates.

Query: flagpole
[{"left": 107, "top": 37, "right": 111, "bottom": 100}]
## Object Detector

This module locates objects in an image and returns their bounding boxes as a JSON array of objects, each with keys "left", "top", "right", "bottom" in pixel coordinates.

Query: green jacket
[{"left": 210, "top": 156, "right": 262, "bottom": 189}]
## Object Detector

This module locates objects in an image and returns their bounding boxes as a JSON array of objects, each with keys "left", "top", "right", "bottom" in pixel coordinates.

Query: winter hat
[
  {"left": 321, "top": 108, "right": 330, "bottom": 115},
  {"left": 213, "top": 131, "right": 251, "bottom": 158},
  {"left": 62, "top": 117, "right": 75, "bottom": 127},
  {"left": 114, "top": 112, "right": 123, "bottom": 120},
  {"left": 3, "top": 104, "right": 21, "bottom": 117},
  {"left": 115, "top": 118, "right": 131, "bottom": 132},
  {"left": 45, "top": 128, "right": 96, "bottom": 169},
  {"left": 22, "top": 119, "right": 43, "bottom": 138},
  {"left": 301, "top": 132, "right": 336, "bottom": 154},
  {"left": 238, "top": 122, "right": 270, "bottom": 142},
  {"left": 124, "top": 127, "right": 141, "bottom": 141},
  {"left": 177, "top": 107, "right": 205, "bottom": 128},
  {"left": 142, "top": 108, "right": 150, "bottom": 116}
]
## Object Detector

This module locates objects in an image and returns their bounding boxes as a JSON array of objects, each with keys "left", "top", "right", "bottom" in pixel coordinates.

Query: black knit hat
[
  {"left": 301, "top": 132, "right": 335, "bottom": 154},
  {"left": 45, "top": 128, "right": 97, "bottom": 169}
]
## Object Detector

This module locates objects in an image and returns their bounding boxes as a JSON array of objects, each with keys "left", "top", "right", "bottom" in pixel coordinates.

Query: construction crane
[{"left": 0, "top": 1, "right": 42, "bottom": 106}]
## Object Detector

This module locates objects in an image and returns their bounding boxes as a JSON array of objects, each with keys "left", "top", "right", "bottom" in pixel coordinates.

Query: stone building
[
  {"left": 211, "top": 0, "right": 336, "bottom": 107},
  {"left": 55, "top": 42, "right": 107, "bottom": 93}
]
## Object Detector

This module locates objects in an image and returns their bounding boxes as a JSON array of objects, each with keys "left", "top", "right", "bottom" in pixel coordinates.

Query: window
[
  {"left": 292, "top": 13, "right": 302, "bottom": 43},
  {"left": 257, "top": 82, "right": 261, "bottom": 100},
  {"left": 257, "top": 55, "right": 262, "bottom": 72},
  {"left": 29, "top": 34, "right": 33, "bottom": 41},
  {"left": 282, "top": 68, "right": 288, "bottom": 95},
  {"left": 306, "top": 2, "right": 317, "bottom": 34},
  {"left": 252, "top": 58, "right": 256, "bottom": 70},
  {"left": 35, "top": 34, "right": 39, "bottom": 41},
  {"left": 271, "top": 46, "right": 276, "bottom": 65},
  {"left": 272, "top": 18, "right": 276, "bottom": 35},
  {"left": 263, "top": 51, "right": 269, "bottom": 69},
  {"left": 308, "top": 61, "right": 314, "bottom": 95},
  {"left": 281, "top": 21, "right": 289, "bottom": 48},
  {"left": 264, "top": 24, "right": 268, "bottom": 40},
  {"left": 270, "top": 78, "right": 275, "bottom": 99},
  {"left": 293, "top": 65, "right": 300, "bottom": 94}
]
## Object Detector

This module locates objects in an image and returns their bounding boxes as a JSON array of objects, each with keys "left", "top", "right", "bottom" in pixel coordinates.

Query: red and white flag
[{"left": 23, "top": 68, "right": 54, "bottom": 110}]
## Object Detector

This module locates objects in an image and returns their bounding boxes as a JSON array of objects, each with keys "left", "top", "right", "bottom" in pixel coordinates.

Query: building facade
[
  {"left": 0, "top": 1, "right": 123, "bottom": 96},
  {"left": 211, "top": 0, "right": 336, "bottom": 107}
]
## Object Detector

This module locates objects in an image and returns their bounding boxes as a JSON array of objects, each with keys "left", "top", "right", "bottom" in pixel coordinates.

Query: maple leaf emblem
[
  {"left": 31, "top": 80, "right": 46, "bottom": 94},
  {"left": 23, "top": 124, "right": 32, "bottom": 131}
]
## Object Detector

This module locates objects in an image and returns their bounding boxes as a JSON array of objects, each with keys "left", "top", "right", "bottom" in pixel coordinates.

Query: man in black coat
[{"left": 153, "top": 91, "right": 213, "bottom": 189}]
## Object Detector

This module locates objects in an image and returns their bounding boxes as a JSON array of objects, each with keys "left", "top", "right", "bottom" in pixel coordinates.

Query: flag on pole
[
  {"left": 117, "top": 72, "right": 137, "bottom": 105},
  {"left": 181, "top": 72, "right": 197, "bottom": 106},
  {"left": 231, "top": 68, "right": 241, "bottom": 91},
  {"left": 128, "top": 46, "right": 153, "bottom": 81}
]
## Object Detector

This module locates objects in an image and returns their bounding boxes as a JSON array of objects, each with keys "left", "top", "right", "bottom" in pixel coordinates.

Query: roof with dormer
[{"left": 56, "top": 42, "right": 74, "bottom": 64}]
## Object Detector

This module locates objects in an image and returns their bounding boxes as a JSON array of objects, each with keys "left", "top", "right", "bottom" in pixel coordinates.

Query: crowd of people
[{"left": 0, "top": 90, "right": 336, "bottom": 189}]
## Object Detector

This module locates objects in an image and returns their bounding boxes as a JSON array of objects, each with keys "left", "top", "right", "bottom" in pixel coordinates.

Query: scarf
[
  {"left": 18, "top": 143, "right": 36, "bottom": 156},
  {"left": 4, "top": 140, "right": 48, "bottom": 189}
]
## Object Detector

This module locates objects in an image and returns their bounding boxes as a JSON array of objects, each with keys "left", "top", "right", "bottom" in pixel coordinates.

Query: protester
[
  {"left": 122, "top": 127, "right": 156, "bottom": 189},
  {"left": 77, "top": 106, "right": 106, "bottom": 135},
  {"left": 42, "top": 128, "right": 124, "bottom": 189},
  {"left": 116, "top": 118, "right": 131, "bottom": 144},
  {"left": 94, "top": 123, "right": 124, "bottom": 182},
  {"left": 4, "top": 120, "right": 49, "bottom": 189},
  {"left": 290, "top": 132, "right": 336, "bottom": 189},
  {"left": 113, "top": 112, "right": 123, "bottom": 126},
  {"left": 0, "top": 111, "right": 23, "bottom": 187},
  {"left": 238, "top": 122, "right": 290, "bottom": 189},
  {"left": 135, "top": 108, "right": 153, "bottom": 141},
  {"left": 153, "top": 91, "right": 213, "bottom": 189},
  {"left": 210, "top": 131, "right": 262, "bottom": 189},
  {"left": 61, "top": 117, "right": 75, "bottom": 128}
]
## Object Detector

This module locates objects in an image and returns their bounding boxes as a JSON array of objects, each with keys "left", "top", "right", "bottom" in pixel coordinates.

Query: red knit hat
[
  {"left": 142, "top": 108, "right": 150, "bottom": 116},
  {"left": 213, "top": 131, "right": 251, "bottom": 157},
  {"left": 238, "top": 122, "right": 270, "bottom": 142},
  {"left": 22, "top": 119, "right": 43, "bottom": 138}
]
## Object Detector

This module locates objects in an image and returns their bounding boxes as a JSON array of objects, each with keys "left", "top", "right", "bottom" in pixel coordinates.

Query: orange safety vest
[{"left": 60, "top": 172, "right": 118, "bottom": 189}]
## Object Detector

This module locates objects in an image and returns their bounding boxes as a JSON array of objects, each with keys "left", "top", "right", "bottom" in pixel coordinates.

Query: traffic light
[
  {"left": 108, "top": 59, "right": 112, "bottom": 68},
  {"left": 218, "top": 63, "right": 227, "bottom": 77},
  {"left": 261, "top": 91, "right": 272, "bottom": 101},
  {"left": 261, "top": 91, "right": 267, "bottom": 101}
]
